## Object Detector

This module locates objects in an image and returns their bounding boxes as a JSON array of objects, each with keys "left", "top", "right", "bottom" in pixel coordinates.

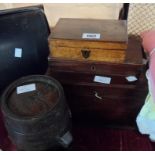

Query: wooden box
[
  {"left": 48, "top": 36, "right": 148, "bottom": 127},
  {"left": 48, "top": 18, "right": 128, "bottom": 63}
]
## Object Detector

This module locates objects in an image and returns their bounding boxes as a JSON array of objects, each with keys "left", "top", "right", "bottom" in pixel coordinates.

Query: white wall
[{"left": 0, "top": 3, "right": 123, "bottom": 27}]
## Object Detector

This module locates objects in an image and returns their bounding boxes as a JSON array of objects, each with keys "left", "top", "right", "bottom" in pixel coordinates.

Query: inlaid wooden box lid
[{"left": 48, "top": 18, "right": 128, "bottom": 63}]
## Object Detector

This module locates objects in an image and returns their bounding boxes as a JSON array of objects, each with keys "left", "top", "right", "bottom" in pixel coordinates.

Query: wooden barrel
[{"left": 1, "top": 75, "right": 72, "bottom": 150}]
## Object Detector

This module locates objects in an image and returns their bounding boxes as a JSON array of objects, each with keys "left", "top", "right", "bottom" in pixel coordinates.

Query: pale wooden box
[{"left": 48, "top": 18, "right": 128, "bottom": 63}]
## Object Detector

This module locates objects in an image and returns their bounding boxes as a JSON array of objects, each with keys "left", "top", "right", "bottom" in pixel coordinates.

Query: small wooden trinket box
[{"left": 48, "top": 18, "right": 128, "bottom": 63}]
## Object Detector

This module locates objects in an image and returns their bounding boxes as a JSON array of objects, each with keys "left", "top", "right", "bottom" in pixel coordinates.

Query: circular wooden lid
[{"left": 8, "top": 81, "right": 59, "bottom": 117}]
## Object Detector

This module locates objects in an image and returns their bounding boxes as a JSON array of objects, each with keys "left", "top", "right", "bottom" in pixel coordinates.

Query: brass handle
[{"left": 81, "top": 49, "right": 91, "bottom": 59}]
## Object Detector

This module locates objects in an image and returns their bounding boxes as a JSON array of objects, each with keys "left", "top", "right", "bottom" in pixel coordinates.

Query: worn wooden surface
[
  {"left": 48, "top": 36, "right": 147, "bottom": 126},
  {"left": 49, "top": 58, "right": 143, "bottom": 76},
  {"left": 50, "top": 18, "right": 127, "bottom": 43},
  {"left": 50, "top": 39, "right": 127, "bottom": 50},
  {"left": 49, "top": 37, "right": 145, "bottom": 76},
  {"left": 65, "top": 94, "right": 146, "bottom": 126},
  {"left": 63, "top": 83, "right": 147, "bottom": 99},
  {"left": 49, "top": 18, "right": 127, "bottom": 62},
  {"left": 51, "top": 46, "right": 125, "bottom": 62},
  {"left": 9, "top": 82, "right": 59, "bottom": 117},
  {"left": 1, "top": 75, "right": 72, "bottom": 150},
  {"left": 48, "top": 69, "right": 147, "bottom": 86}
]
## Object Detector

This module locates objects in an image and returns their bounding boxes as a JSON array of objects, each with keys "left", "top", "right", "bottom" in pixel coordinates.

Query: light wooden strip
[{"left": 50, "top": 46, "right": 125, "bottom": 63}]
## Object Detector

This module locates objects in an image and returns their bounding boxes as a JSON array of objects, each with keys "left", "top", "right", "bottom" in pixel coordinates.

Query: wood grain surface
[
  {"left": 50, "top": 18, "right": 128, "bottom": 43},
  {"left": 49, "top": 18, "right": 128, "bottom": 62},
  {"left": 51, "top": 46, "right": 125, "bottom": 62}
]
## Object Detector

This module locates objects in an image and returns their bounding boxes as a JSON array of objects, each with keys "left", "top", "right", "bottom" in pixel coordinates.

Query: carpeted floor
[
  {"left": 1, "top": 109, "right": 155, "bottom": 151},
  {"left": 1, "top": 123, "right": 155, "bottom": 151},
  {"left": 71, "top": 125, "right": 155, "bottom": 151}
]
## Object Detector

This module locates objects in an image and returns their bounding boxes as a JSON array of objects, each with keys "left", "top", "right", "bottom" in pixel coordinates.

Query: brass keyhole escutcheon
[{"left": 81, "top": 49, "right": 91, "bottom": 59}]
